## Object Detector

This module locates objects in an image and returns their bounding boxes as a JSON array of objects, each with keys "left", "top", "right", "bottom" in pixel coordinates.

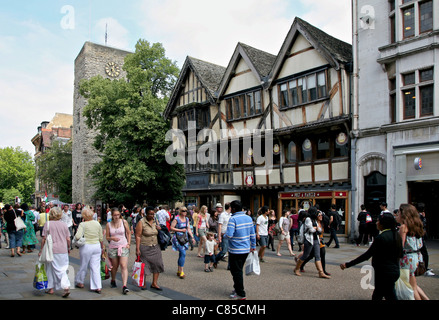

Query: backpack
[
  {"left": 321, "top": 211, "right": 330, "bottom": 230},
  {"left": 333, "top": 211, "right": 342, "bottom": 229},
  {"left": 366, "top": 213, "right": 372, "bottom": 223}
]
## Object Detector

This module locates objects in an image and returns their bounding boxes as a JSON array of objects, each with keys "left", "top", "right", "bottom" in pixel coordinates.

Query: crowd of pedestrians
[{"left": 0, "top": 199, "right": 434, "bottom": 301}]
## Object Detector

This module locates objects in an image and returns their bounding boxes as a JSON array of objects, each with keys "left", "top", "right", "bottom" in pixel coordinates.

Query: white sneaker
[
  {"left": 229, "top": 291, "right": 246, "bottom": 300},
  {"left": 425, "top": 269, "right": 435, "bottom": 276}
]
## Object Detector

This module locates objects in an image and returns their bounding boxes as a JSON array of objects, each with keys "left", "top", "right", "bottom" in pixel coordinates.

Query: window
[
  {"left": 225, "top": 90, "right": 263, "bottom": 121},
  {"left": 420, "top": 67, "right": 434, "bottom": 116},
  {"left": 420, "top": 1, "right": 433, "bottom": 33},
  {"left": 403, "top": 6, "right": 415, "bottom": 38},
  {"left": 317, "top": 137, "right": 330, "bottom": 159},
  {"left": 403, "top": 89, "right": 416, "bottom": 119},
  {"left": 401, "top": 68, "right": 434, "bottom": 120},
  {"left": 420, "top": 85, "right": 434, "bottom": 116},
  {"left": 286, "top": 141, "right": 297, "bottom": 163},
  {"left": 278, "top": 69, "right": 328, "bottom": 109}
]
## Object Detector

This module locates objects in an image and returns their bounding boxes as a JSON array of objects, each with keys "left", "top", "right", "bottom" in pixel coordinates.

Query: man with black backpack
[{"left": 325, "top": 204, "right": 340, "bottom": 248}]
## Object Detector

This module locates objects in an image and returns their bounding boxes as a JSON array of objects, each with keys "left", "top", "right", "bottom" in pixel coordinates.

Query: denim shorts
[{"left": 259, "top": 235, "right": 268, "bottom": 247}]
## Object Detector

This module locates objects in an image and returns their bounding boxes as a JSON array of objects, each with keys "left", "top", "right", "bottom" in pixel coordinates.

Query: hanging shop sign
[
  {"left": 245, "top": 175, "right": 254, "bottom": 187},
  {"left": 336, "top": 132, "right": 348, "bottom": 146}
]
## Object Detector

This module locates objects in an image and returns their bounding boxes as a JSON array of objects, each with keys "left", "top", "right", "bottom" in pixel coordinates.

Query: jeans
[
  {"left": 8, "top": 230, "right": 24, "bottom": 249},
  {"left": 326, "top": 228, "right": 339, "bottom": 247},
  {"left": 229, "top": 252, "right": 249, "bottom": 297},
  {"left": 177, "top": 247, "right": 187, "bottom": 267},
  {"left": 215, "top": 235, "right": 229, "bottom": 262}
]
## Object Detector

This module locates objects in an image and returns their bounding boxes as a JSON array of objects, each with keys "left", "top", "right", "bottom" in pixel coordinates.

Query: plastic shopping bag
[
  {"left": 395, "top": 269, "right": 415, "bottom": 300},
  {"left": 33, "top": 262, "right": 48, "bottom": 290},
  {"left": 245, "top": 251, "right": 261, "bottom": 276},
  {"left": 131, "top": 256, "right": 145, "bottom": 287}
]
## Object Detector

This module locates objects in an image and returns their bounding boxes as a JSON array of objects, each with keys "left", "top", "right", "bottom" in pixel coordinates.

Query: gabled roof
[
  {"left": 164, "top": 56, "right": 226, "bottom": 119},
  {"left": 268, "top": 17, "right": 352, "bottom": 86},
  {"left": 217, "top": 42, "right": 277, "bottom": 97}
]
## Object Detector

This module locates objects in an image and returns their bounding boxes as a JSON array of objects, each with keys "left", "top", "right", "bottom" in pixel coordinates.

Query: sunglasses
[{"left": 180, "top": 210, "right": 187, "bottom": 212}]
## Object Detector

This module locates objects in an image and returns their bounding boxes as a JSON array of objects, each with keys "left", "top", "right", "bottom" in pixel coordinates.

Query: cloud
[
  {"left": 138, "top": 0, "right": 295, "bottom": 67},
  {"left": 137, "top": 0, "right": 351, "bottom": 67},
  {"left": 0, "top": 20, "right": 73, "bottom": 156},
  {"left": 299, "top": 0, "right": 352, "bottom": 44},
  {"left": 94, "top": 17, "right": 130, "bottom": 50}
]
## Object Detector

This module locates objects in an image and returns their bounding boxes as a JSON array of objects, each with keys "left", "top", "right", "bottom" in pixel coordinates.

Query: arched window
[{"left": 287, "top": 141, "right": 297, "bottom": 163}]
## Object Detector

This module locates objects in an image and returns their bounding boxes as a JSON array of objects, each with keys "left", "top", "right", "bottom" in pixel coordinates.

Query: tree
[
  {"left": 35, "top": 140, "right": 72, "bottom": 203},
  {"left": 80, "top": 39, "right": 185, "bottom": 206},
  {"left": 0, "top": 147, "right": 35, "bottom": 204}
]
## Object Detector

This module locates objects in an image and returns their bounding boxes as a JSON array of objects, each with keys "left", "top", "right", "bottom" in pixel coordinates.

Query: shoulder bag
[
  {"left": 13, "top": 209, "right": 26, "bottom": 231},
  {"left": 39, "top": 220, "right": 54, "bottom": 263}
]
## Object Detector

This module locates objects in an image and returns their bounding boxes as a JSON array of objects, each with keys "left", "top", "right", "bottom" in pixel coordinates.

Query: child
[{"left": 204, "top": 232, "right": 217, "bottom": 272}]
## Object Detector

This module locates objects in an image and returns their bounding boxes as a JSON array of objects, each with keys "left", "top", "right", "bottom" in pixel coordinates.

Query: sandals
[{"left": 62, "top": 289, "right": 70, "bottom": 298}]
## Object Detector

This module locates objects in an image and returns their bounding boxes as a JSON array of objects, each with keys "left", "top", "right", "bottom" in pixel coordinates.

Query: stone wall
[{"left": 72, "top": 42, "right": 130, "bottom": 205}]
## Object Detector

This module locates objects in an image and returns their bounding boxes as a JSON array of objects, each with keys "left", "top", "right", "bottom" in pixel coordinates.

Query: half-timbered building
[{"left": 165, "top": 17, "right": 353, "bottom": 239}]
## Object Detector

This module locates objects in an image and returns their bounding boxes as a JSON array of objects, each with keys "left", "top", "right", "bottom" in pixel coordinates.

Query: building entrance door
[
  {"left": 408, "top": 181, "right": 439, "bottom": 239},
  {"left": 364, "top": 171, "right": 386, "bottom": 218}
]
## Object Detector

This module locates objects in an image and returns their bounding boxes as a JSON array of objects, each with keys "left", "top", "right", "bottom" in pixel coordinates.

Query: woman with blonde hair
[
  {"left": 39, "top": 207, "right": 71, "bottom": 297},
  {"left": 396, "top": 204, "right": 429, "bottom": 300},
  {"left": 74, "top": 207, "right": 104, "bottom": 294},
  {"left": 196, "top": 205, "right": 210, "bottom": 258},
  {"left": 106, "top": 207, "right": 131, "bottom": 294}
]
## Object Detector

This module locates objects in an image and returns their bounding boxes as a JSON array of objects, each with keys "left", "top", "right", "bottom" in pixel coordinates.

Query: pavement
[{"left": 1, "top": 231, "right": 439, "bottom": 301}]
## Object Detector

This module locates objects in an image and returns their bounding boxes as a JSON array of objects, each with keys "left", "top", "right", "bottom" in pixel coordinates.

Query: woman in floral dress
[
  {"left": 21, "top": 203, "right": 39, "bottom": 252},
  {"left": 396, "top": 204, "right": 429, "bottom": 300}
]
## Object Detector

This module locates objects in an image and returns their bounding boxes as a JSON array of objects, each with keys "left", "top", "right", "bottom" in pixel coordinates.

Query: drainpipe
[{"left": 350, "top": 0, "right": 360, "bottom": 242}]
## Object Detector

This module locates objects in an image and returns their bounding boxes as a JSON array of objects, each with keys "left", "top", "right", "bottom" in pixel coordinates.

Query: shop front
[{"left": 278, "top": 190, "right": 350, "bottom": 237}]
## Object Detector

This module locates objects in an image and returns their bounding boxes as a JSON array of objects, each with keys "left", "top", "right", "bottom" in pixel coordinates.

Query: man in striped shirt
[{"left": 225, "top": 200, "right": 256, "bottom": 300}]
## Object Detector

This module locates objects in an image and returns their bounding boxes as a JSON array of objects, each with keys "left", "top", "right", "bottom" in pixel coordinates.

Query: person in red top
[{"left": 289, "top": 208, "right": 300, "bottom": 250}]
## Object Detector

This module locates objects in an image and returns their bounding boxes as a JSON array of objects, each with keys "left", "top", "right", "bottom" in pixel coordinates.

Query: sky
[{"left": 0, "top": 0, "right": 352, "bottom": 157}]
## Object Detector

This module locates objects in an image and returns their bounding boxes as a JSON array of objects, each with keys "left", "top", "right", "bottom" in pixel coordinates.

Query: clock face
[{"left": 105, "top": 62, "right": 120, "bottom": 78}]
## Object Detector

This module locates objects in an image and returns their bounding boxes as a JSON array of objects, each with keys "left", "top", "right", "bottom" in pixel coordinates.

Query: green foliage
[
  {"left": 35, "top": 140, "right": 72, "bottom": 203},
  {"left": 0, "top": 147, "right": 35, "bottom": 204},
  {"left": 80, "top": 39, "right": 184, "bottom": 205}
]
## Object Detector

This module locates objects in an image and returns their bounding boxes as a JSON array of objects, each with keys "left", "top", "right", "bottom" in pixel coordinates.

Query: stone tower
[{"left": 72, "top": 42, "right": 130, "bottom": 205}]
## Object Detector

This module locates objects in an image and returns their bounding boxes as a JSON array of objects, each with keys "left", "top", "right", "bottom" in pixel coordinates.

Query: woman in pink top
[
  {"left": 39, "top": 207, "right": 71, "bottom": 298},
  {"left": 106, "top": 208, "right": 131, "bottom": 294}
]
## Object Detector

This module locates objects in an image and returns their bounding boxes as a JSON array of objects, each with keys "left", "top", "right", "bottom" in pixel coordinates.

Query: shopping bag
[
  {"left": 245, "top": 251, "right": 261, "bottom": 276},
  {"left": 101, "top": 260, "right": 110, "bottom": 280},
  {"left": 395, "top": 269, "right": 415, "bottom": 300},
  {"left": 33, "top": 262, "right": 48, "bottom": 290},
  {"left": 131, "top": 256, "right": 145, "bottom": 287},
  {"left": 39, "top": 221, "right": 53, "bottom": 263}
]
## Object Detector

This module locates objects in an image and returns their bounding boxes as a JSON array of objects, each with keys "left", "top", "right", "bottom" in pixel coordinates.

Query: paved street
[{"left": 1, "top": 232, "right": 438, "bottom": 301}]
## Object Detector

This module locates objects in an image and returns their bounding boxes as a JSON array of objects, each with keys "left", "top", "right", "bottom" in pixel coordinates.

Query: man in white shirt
[
  {"left": 61, "top": 204, "right": 73, "bottom": 249},
  {"left": 256, "top": 206, "right": 270, "bottom": 262},
  {"left": 214, "top": 203, "right": 231, "bottom": 268}
]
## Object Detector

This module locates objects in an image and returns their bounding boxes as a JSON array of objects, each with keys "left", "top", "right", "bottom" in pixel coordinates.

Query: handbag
[
  {"left": 13, "top": 209, "right": 26, "bottom": 231},
  {"left": 39, "top": 220, "right": 53, "bottom": 263},
  {"left": 245, "top": 251, "right": 261, "bottom": 276},
  {"left": 33, "top": 262, "right": 48, "bottom": 290},
  {"left": 414, "top": 261, "right": 426, "bottom": 277},
  {"left": 395, "top": 269, "right": 415, "bottom": 300},
  {"left": 414, "top": 238, "right": 426, "bottom": 276},
  {"left": 131, "top": 256, "right": 145, "bottom": 287},
  {"left": 176, "top": 232, "right": 188, "bottom": 245},
  {"left": 73, "top": 235, "right": 86, "bottom": 248}
]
